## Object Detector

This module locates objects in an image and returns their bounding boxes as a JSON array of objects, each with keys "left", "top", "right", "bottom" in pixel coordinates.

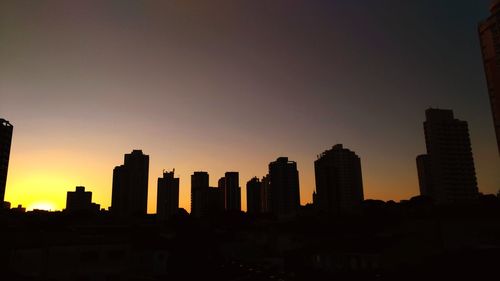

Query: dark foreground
[{"left": 1, "top": 196, "right": 500, "bottom": 281}]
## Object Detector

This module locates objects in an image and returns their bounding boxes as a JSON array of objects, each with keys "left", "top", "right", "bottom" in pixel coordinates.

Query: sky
[{"left": 1, "top": 0, "right": 499, "bottom": 212}]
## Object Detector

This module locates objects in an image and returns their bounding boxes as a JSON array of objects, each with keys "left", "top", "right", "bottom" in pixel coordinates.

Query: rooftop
[{"left": 1, "top": 118, "right": 13, "bottom": 127}]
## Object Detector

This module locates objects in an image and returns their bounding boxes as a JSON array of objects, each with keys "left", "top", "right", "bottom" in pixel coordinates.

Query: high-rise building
[
  {"left": 190, "top": 172, "right": 225, "bottom": 217},
  {"left": 207, "top": 186, "right": 224, "bottom": 214},
  {"left": 0, "top": 118, "right": 13, "bottom": 202},
  {"left": 66, "top": 186, "right": 100, "bottom": 213},
  {"left": 224, "top": 172, "right": 241, "bottom": 211},
  {"left": 246, "top": 177, "right": 262, "bottom": 214},
  {"left": 314, "top": 144, "right": 364, "bottom": 215},
  {"left": 479, "top": 0, "right": 500, "bottom": 155},
  {"left": 268, "top": 157, "right": 300, "bottom": 218},
  {"left": 216, "top": 177, "right": 226, "bottom": 211},
  {"left": 416, "top": 154, "right": 433, "bottom": 197},
  {"left": 261, "top": 175, "right": 271, "bottom": 213},
  {"left": 157, "top": 170, "right": 179, "bottom": 220},
  {"left": 218, "top": 177, "right": 225, "bottom": 191},
  {"left": 191, "top": 171, "right": 209, "bottom": 217},
  {"left": 416, "top": 109, "right": 478, "bottom": 204},
  {"left": 111, "top": 150, "right": 149, "bottom": 216}
]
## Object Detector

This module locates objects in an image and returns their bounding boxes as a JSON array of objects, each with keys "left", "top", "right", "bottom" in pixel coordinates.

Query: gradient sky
[{"left": 1, "top": 0, "right": 499, "bottom": 212}]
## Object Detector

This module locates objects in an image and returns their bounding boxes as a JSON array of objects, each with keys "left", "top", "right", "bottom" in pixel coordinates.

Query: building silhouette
[
  {"left": 191, "top": 171, "right": 210, "bottom": 217},
  {"left": 416, "top": 154, "right": 433, "bottom": 197},
  {"left": 216, "top": 176, "right": 226, "bottom": 211},
  {"left": 479, "top": 0, "right": 500, "bottom": 155},
  {"left": 11, "top": 204, "right": 25, "bottom": 213},
  {"left": 218, "top": 177, "right": 225, "bottom": 193},
  {"left": 0, "top": 118, "right": 13, "bottom": 202},
  {"left": 111, "top": 150, "right": 149, "bottom": 216},
  {"left": 268, "top": 157, "right": 300, "bottom": 218},
  {"left": 314, "top": 144, "right": 364, "bottom": 215},
  {"left": 190, "top": 172, "right": 226, "bottom": 217},
  {"left": 224, "top": 172, "right": 241, "bottom": 211},
  {"left": 66, "top": 186, "right": 100, "bottom": 213},
  {"left": 208, "top": 185, "right": 224, "bottom": 214},
  {"left": 416, "top": 109, "right": 478, "bottom": 204},
  {"left": 261, "top": 175, "right": 271, "bottom": 213},
  {"left": 1, "top": 201, "right": 11, "bottom": 210},
  {"left": 246, "top": 177, "right": 262, "bottom": 214},
  {"left": 157, "top": 170, "right": 179, "bottom": 220}
]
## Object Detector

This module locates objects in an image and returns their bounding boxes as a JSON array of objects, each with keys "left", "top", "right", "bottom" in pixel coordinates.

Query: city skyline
[
  {"left": 1, "top": 0, "right": 500, "bottom": 212},
  {"left": 1, "top": 116, "right": 490, "bottom": 214}
]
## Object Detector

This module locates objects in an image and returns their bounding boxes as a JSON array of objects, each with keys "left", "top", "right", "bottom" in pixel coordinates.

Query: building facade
[
  {"left": 416, "top": 109, "right": 478, "bottom": 204},
  {"left": 268, "top": 157, "right": 300, "bottom": 218},
  {"left": 261, "top": 175, "right": 271, "bottom": 213},
  {"left": 0, "top": 118, "right": 13, "bottom": 202},
  {"left": 215, "top": 177, "right": 227, "bottom": 211},
  {"left": 246, "top": 177, "right": 262, "bottom": 214},
  {"left": 111, "top": 150, "right": 149, "bottom": 216},
  {"left": 314, "top": 144, "right": 364, "bottom": 215},
  {"left": 224, "top": 172, "right": 241, "bottom": 211},
  {"left": 157, "top": 170, "right": 179, "bottom": 220},
  {"left": 416, "top": 154, "right": 433, "bottom": 197},
  {"left": 479, "top": 0, "right": 500, "bottom": 155},
  {"left": 191, "top": 171, "right": 210, "bottom": 217}
]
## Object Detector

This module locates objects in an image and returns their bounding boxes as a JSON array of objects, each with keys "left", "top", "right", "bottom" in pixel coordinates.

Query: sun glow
[{"left": 28, "top": 202, "right": 56, "bottom": 211}]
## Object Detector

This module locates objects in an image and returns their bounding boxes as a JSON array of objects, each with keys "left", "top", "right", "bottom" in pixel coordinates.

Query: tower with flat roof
[
  {"left": 111, "top": 150, "right": 149, "bottom": 216},
  {"left": 416, "top": 109, "right": 478, "bottom": 204},
  {"left": 191, "top": 171, "right": 209, "bottom": 217},
  {"left": 314, "top": 144, "right": 364, "bottom": 215},
  {"left": 157, "top": 170, "right": 179, "bottom": 220},
  {"left": 268, "top": 157, "right": 300, "bottom": 218},
  {"left": 224, "top": 172, "right": 241, "bottom": 211},
  {"left": 246, "top": 177, "right": 262, "bottom": 214}
]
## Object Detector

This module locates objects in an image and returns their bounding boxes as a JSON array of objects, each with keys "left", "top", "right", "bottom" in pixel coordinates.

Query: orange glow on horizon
[
  {"left": 3, "top": 145, "right": 112, "bottom": 212},
  {"left": 2, "top": 119, "right": 498, "bottom": 214},
  {"left": 28, "top": 201, "right": 56, "bottom": 211}
]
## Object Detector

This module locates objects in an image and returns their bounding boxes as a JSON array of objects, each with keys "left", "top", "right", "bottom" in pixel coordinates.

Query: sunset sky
[{"left": 1, "top": 0, "right": 499, "bottom": 213}]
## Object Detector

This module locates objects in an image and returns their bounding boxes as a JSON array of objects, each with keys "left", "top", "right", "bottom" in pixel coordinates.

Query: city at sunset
[
  {"left": 2, "top": 0, "right": 499, "bottom": 212},
  {"left": 1, "top": 1, "right": 500, "bottom": 280}
]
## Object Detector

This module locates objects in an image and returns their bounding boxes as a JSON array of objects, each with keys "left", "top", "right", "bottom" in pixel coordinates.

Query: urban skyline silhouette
[
  {"left": 2, "top": 0, "right": 499, "bottom": 214},
  {"left": 0, "top": 107, "right": 493, "bottom": 214},
  {"left": 1, "top": 1, "right": 500, "bottom": 280}
]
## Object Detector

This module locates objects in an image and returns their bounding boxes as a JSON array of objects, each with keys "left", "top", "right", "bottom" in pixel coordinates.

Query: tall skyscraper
[
  {"left": 416, "top": 154, "right": 433, "bottom": 197},
  {"left": 66, "top": 186, "right": 100, "bottom": 213},
  {"left": 111, "top": 150, "right": 149, "bottom": 216},
  {"left": 217, "top": 176, "right": 227, "bottom": 211},
  {"left": 246, "top": 177, "right": 262, "bottom": 214},
  {"left": 191, "top": 171, "right": 210, "bottom": 217},
  {"left": 416, "top": 109, "right": 478, "bottom": 204},
  {"left": 268, "top": 157, "right": 300, "bottom": 218},
  {"left": 224, "top": 172, "right": 241, "bottom": 211},
  {"left": 0, "top": 118, "right": 13, "bottom": 202},
  {"left": 157, "top": 170, "right": 179, "bottom": 220},
  {"left": 479, "top": 0, "right": 500, "bottom": 155},
  {"left": 261, "top": 175, "right": 271, "bottom": 213},
  {"left": 314, "top": 144, "right": 364, "bottom": 215},
  {"left": 207, "top": 185, "right": 224, "bottom": 214}
]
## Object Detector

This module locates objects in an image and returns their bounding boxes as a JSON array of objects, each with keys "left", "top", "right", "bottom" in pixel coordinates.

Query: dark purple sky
[{"left": 1, "top": 0, "right": 498, "bottom": 211}]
